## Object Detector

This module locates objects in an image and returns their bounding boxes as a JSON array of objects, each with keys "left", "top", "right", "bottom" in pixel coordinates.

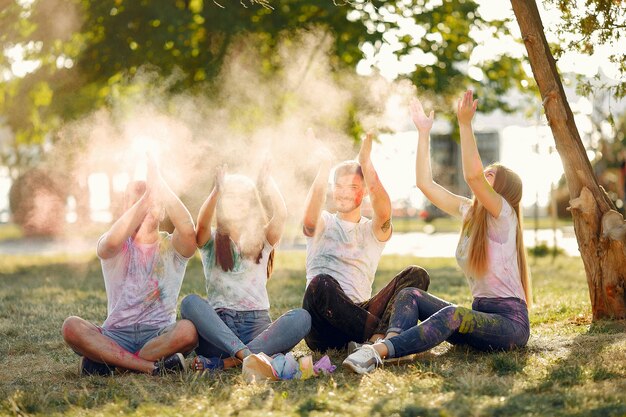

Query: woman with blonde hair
[
  {"left": 181, "top": 164, "right": 311, "bottom": 372},
  {"left": 343, "top": 90, "right": 531, "bottom": 374}
]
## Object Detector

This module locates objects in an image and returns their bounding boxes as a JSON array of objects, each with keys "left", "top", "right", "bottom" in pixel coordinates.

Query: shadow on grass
[
  {"left": 480, "top": 322, "right": 626, "bottom": 417},
  {"left": 297, "top": 396, "right": 332, "bottom": 416},
  {"left": 369, "top": 393, "right": 446, "bottom": 417}
]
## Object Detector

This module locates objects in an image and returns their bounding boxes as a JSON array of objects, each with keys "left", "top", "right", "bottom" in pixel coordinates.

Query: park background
[{"left": 1, "top": 0, "right": 625, "bottom": 416}]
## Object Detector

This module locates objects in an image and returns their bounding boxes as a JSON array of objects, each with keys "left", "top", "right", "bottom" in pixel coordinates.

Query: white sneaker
[
  {"left": 342, "top": 344, "right": 383, "bottom": 374},
  {"left": 347, "top": 341, "right": 369, "bottom": 355},
  {"left": 347, "top": 338, "right": 384, "bottom": 355}
]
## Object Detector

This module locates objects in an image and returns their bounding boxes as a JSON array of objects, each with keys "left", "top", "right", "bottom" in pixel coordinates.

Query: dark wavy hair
[{"left": 214, "top": 175, "right": 274, "bottom": 278}]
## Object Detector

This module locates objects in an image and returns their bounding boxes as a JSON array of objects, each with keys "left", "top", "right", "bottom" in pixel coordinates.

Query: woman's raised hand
[
  {"left": 256, "top": 155, "right": 272, "bottom": 192},
  {"left": 214, "top": 164, "right": 226, "bottom": 192},
  {"left": 308, "top": 128, "right": 333, "bottom": 168},
  {"left": 410, "top": 97, "right": 434, "bottom": 134},
  {"left": 456, "top": 90, "right": 478, "bottom": 125},
  {"left": 145, "top": 152, "right": 164, "bottom": 201}
]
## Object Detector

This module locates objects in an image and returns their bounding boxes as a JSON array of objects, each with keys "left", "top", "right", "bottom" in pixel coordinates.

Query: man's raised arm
[
  {"left": 302, "top": 129, "right": 332, "bottom": 237},
  {"left": 358, "top": 133, "right": 392, "bottom": 242}
]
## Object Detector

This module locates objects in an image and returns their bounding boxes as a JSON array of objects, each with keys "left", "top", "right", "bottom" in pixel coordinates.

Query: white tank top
[{"left": 455, "top": 197, "right": 526, "bottom": 301}]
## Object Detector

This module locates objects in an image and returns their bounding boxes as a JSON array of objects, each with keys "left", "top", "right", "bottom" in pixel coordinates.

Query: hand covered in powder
[
  {"left": 357, "top": 132, "right": 374, "bottom": 167},
  {"left": 214, "top": 164, "right": 226, "bottom": 192},
  {"left": 146, "top": 153, "right": 163, "bottom": 201},
  {"left": 256, "top": 155, "right": 272, "bottom": 192}
]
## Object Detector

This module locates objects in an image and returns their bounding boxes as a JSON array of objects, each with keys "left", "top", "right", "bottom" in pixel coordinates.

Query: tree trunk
[{"left": 510, "top": 0, "right": 626, "bottom": 319}]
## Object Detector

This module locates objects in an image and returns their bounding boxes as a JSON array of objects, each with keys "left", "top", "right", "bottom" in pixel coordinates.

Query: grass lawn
[
  {"left": 390, "top": 216, "right": 574, "bottom": 234},
  {"left": 278, "top": 216, "right": 573, "bottom": 243},
  {"left": 1, "top": 251, "right": 625, "bottom": 417},
  {"left": 0, "top": 223, "right": 22, "bottom": 241}
]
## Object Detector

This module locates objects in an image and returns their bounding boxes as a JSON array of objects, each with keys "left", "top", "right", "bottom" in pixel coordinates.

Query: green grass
[
  {"left": 380, "top": 216, "right": 572, "bottom": 234},
  {"left": 0, "top": 214, "right": 573, "bottom": 243},
  {"left": 0, "top": 223, "right": 22, "bottom": 241},
  {"left": 1, "top": 252, "right": 625, "bottom": 417}
]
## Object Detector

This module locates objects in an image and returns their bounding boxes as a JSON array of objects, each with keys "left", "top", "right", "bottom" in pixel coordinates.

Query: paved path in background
[
  {"left": 0, "top": 227, "right": 580, "bottom": 258},
  {"left": 382, "top": 227, "right": 580, "bottom": 258},
  {"left": 0, "top": 236, "right": 96, "bottom": 256}
]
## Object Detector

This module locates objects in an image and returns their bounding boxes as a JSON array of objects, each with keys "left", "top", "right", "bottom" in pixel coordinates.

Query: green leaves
[
  {"left": 544, "top": 0, "right": 625, "bottom": 99},
  {"left": 7, "top": 0, "right": 616, "bottom": 175}
]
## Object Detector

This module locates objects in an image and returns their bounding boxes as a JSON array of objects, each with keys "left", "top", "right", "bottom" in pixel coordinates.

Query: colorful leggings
[
  {"left": 302, "top": 265, "right": 430, "bottom": 352},
  {"left": 383, "top": 288, "right": 529, "bottom": 358}
]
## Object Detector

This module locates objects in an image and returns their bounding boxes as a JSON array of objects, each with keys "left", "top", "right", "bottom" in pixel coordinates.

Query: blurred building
[{"left": 430, "top": 131, "right": 500, "bottom": 198}]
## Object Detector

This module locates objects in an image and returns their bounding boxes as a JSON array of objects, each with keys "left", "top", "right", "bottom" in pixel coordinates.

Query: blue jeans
[
  {"left": 180, "top": 294, "right": 311, "bottom": 358},
  {"left": 383, "top": 288, "right": 530, "bottom": 358}
]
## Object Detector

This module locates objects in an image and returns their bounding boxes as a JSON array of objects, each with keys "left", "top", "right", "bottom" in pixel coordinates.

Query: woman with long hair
[
  {"left": 343, "top": 90, "right": 532, "bottom": 374},
  {"left": 180, "top": 164, "right": 311, "bottom": 371}
]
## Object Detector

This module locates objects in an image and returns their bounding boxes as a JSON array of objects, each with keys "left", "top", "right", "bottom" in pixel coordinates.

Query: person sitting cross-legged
[
  {"left": 343, "top": 91, "right": 532, "bottom": 374},
  {"left": 61, "top": 157, "right": 199, "bottom": 376},
  {"left": 180, "top": 164, "right": 311, "bottom": 372},
  {"left": 302, "top": 130, "right": 430, "bottom": 353}
]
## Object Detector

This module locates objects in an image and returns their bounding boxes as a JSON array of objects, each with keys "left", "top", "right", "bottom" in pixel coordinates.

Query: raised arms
[
  {"left": 457, "top": 90, "right": 502, "bottom": 218},
  {"left": 358, "top": 133, "right": 392, "bottom": 242},
  {"left": 257, "top": 160, "right": 288, "bottom": 246},
  {"left": 196, "top": 165, "right": 224, "bottom": 248},
  {"left": 302, "top": 129, "right": 332, "bottom": 237},
  {"left": 411, "top": 98, "right": 470, "bottom": 217},
  {"left": 147, "top": 156, "right": 197, "bottom": 258},
  {"left": 97, "top": 156, "right": 196, "bottom": 259},
  {"left": 97, "top": 186, "right": 152, "bottom": 259}
]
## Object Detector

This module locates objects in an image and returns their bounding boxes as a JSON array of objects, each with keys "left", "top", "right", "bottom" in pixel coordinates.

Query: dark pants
[
  {"left": 383, "top": 288, "right": 530, "bottom": 358},
  {"left": 302, "top": 266, "right": 430, "bottom": 352}
]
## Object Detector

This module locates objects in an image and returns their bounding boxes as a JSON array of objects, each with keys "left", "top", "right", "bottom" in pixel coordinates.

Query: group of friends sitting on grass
[{"left": 61, "top": 91, "right": 532, "bottom": 377}]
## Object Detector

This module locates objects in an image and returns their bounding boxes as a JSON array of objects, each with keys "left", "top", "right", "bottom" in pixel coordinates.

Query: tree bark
[{"left": 510, "top": 0, "right": 626, "bottom": 319}]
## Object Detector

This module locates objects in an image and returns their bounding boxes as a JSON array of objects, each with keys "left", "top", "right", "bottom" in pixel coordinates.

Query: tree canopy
[
  {"left": 545, "top": 0, "right": 625, "bottom": 99},
  {"left": 0, "top": 0, "right": 538, "bottom": 176}
]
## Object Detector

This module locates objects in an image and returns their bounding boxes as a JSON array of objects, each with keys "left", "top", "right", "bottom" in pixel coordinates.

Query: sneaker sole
[
  {"left": 342, "top": 360, "right": 375, "bottom": 375},
  {"left": 383, "top": 354, "right": 416, "bottom": 365}
]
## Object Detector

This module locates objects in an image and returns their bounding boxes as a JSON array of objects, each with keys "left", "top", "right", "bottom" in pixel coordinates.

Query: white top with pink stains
[
  {"left": 455, "top": 197, "right": 526, "bottom": 302},
  {"left": 99, "top": 232, "right": 190, "bottom": 329}
]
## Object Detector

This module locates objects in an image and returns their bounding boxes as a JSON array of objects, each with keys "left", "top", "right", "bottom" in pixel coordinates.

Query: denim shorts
[{"left": 99, "top": 323, "right": 173, "bottom": 354}]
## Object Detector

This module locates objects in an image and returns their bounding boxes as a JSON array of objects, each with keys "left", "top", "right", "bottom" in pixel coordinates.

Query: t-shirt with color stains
[
  {"left": 199, "top": 231, "right": 273, "bottom": 311},
  {"left": 455, "top": 196, "right": 526, "bottom": 302},
  {"left": 99, "top": 232, "right": 190, "bottom": 330},
  {"left": 305, "top": 210, "right": 386, "bottom": 303}
]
